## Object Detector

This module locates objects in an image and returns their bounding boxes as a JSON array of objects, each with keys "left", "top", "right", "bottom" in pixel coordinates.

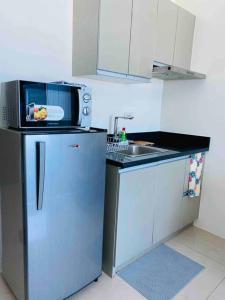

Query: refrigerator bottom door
[{"left": 23, "top": 132, "right": 106, "bottom": 300}]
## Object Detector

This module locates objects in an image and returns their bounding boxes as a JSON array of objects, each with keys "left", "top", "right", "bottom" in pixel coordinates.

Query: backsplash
[{"left": 77, "top": 78, "right": 164, "bottom": 133}]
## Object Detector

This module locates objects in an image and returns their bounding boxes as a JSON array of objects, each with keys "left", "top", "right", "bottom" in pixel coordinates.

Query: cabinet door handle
[{"left": 36, "top": 142, "right": 46, "bottom": 210}]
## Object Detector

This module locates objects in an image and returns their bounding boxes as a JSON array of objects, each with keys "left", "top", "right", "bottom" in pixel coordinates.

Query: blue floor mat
[{"left": 118, "top": 244, "right": 204, "bottom": 300}]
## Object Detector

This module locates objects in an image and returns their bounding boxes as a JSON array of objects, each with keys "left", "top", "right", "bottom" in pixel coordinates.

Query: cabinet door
[
  {"left": 153, "top": 159, "right": 186, "bottom": 244},
  {"left": 98, "top": 0, "right": 132, "bottom": 74},
  {"left": 173, "top": 8, "right": 195, "bottom": 70},
  {"left": 73, "top": 0, "right": 100, "bottom": 76},
  {"left": 155, "top": 0, "right": 178, "bottom": 65},
  {"left": 115, "top": 167, "right": 157, "bottom": 268},
  {"left": 181, "top": 159, "right": 201, "bottom": 228},
  {"left": 129, "top": 0, "right": 156, "bottom": 78}
]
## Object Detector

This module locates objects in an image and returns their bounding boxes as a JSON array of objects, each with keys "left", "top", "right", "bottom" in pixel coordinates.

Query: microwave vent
[
  {"left": 1, "top": 106, "right": 8, "bottom": 121},
  {"left": 0, "top": 105, "right": 9, "bottom": 127}
]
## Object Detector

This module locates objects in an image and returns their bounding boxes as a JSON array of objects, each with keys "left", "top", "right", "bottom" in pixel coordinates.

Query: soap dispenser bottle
[{"left": 121, "top": 127, "right": 127, "bottom": 142}]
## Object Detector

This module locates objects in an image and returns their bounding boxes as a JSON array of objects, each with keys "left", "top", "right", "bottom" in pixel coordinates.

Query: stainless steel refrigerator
[{"left": 0, "top": 128, "right": 106, "bottom": 300}]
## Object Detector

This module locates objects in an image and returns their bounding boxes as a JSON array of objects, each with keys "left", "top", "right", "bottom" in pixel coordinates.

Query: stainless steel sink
[{"left": 117, "top": 145, "right": 169, "bottom": 158}]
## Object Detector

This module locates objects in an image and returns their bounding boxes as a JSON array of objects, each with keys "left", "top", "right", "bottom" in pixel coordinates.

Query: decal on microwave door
[{"left": 26, "top": 103, "right": 65, "bottom": 122}]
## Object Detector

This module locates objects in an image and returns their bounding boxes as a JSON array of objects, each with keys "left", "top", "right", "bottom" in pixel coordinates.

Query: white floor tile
[
  {"left": 172, "top": 227, "right": 225, "bottom": 266},
  {"left": 166, "top": 238, "right": 225, "bottom": 273},
  {"left": 0, "top": 273, "right": 145, "bottom": 300},
  {"left": 208, "top": 279, "right": 225, "bottom": 300},
  {"left": 173, "top": 268, "right": 225, "bottom": 300},
  {"left": 166, "top": 229, "right": 225, "bottom": 300},
  {"left": 70, "top": 273, "right": 146, "bottom": 300},
  {"left": 1, "top": 226, "right": 225, "bottom": 300}
]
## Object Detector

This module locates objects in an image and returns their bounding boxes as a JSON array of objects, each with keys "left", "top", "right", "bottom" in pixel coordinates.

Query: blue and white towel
[{"left": 188, "top": 153, "right": 205, "bottom": 197}]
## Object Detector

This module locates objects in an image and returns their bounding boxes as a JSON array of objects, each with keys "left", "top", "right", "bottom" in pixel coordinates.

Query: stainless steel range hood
[{"left": 152, "top": 63, "right": 206, "bottom": 80}]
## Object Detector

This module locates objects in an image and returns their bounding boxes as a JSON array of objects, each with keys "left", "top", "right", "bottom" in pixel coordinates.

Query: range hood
[{"left": 152, "top": 63, "right": 206, "bottom": 80}]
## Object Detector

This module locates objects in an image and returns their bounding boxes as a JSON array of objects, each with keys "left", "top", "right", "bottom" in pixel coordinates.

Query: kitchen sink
[{"left": 117, "top": 145, "right": 169, "bottom": 158}]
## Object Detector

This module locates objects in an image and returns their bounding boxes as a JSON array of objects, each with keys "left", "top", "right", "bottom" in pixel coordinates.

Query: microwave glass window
[{"left": 21, "top": 82, "right": 80, "bottom": 127}]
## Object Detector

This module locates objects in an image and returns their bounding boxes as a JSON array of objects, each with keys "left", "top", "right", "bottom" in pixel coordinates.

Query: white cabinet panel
[
  {"left": 129, "top": 0, "right": 156, "bottom": 78},
  {"left": 115, "top": 167, "right": 157, "bottom": 268},
  {"left": 73, "top": 0, "right": 100, "bottom": 76},
  {"left": 155, "top": 0, "right": 178, "bottom": 65},
  {"left": 173, "top": 8, "right": 195, "bottom": 70},
  {"left": 98, "top": 0, "right": 132, "bottom": 74},
  {"left": 153, "top": 159, "right": 186, "bottom": 244}
]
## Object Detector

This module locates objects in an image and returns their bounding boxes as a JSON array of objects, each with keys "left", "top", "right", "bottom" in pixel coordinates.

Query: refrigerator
[{"left": 0, "top": 128, "right": 107, "bottom": 300}]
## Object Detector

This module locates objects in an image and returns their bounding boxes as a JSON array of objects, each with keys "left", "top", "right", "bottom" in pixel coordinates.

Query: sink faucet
[{"left": 113, "top": 115, "right": 134, "bottom": 137}]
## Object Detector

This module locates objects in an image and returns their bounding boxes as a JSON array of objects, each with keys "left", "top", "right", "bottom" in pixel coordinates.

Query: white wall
[
  {"left": 161, "top": 0, "right": 225, "bottom": 239},
  {"left": 0, "top": 0, "right": 163, "bottom": 133},
  {"left": 72, "top": 78, "right": 163, "bottom": 133},
  {"left": 0, "top": 0, "right": 164, "bottom": 271},
  {"left": 0, "top": 0, "right": 73, "bottom": 82}
]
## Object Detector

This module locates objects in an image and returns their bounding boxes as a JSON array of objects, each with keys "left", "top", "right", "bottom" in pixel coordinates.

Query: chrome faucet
[{"left": 113, "top": 115, "right": 134, "bottom": 137}]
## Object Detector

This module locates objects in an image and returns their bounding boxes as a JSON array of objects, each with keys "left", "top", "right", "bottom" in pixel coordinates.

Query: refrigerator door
[{"left": 23, "top": 132, "right": 106, "bottom": 300}]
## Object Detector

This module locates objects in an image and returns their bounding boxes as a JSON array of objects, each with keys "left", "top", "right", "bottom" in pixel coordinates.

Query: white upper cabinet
[
  {"left": 173, "top": 7, "right": 196, "bottom": 70},
  {"left": 72, "top": 0, "right": 199, "bottom": 81},
  {"left": 155, "top": 0, "right": 178, "bottom": 65},
  {"left": 98, "top": 0, "right": 133, "bottom": 74},
  {"left": 129, "top": 0, "right": 156, "bottom": 78},
  {"left": 154, "top": 0, "right": 196, "bottom": 70}
]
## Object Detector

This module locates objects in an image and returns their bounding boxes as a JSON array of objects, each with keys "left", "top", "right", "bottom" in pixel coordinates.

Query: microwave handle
[
  {"left": 77, "top": 90, "right": 83, "bottom": 126},
  {"left": 36, "top": 142, "right": 46, "bottom": 210}
]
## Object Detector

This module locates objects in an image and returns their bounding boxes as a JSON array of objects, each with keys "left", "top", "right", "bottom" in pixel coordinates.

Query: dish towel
[{"left": 188, "top": 153, "right": 205, "bottom": 197}]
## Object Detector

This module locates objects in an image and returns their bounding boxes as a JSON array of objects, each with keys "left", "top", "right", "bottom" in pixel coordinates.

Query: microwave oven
[{"left": 0, "top": 80, "right": 92, "bottom": 129}]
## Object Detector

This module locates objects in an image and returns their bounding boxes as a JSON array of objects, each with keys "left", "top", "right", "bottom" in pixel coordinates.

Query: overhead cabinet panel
[
  {"left": 98, "top": 0, "right": 133, "bottom": 74},
  {"left": 72, "top": 0, "right": 202, "bottom": 81},
  {"left": 72, "top": 0, "right": 100, "bottom": 75},
  {"left": 173, "top": 8, "right": 196, "bottom": 70},
  {"left": 129, "top": 0, "right": 156, "bottom": 78},
  {"left": 155, "top": 0, "right": 178, "bottom": 65}
]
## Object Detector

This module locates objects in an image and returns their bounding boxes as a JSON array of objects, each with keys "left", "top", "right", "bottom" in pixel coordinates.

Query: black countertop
[{"left": 106, "top": 131, "right": 210, "bottom": 169}]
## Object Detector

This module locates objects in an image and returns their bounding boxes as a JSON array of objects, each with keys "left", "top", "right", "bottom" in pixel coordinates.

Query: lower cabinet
[
  {"left": 103, "top": 157, "right": 202, "bottom": 277},
  {"left": 153, "top": 159, "right": 186, "bottom": 243},
  {"left": 115, "top": 166, "right": 157, "bottom": 268}
]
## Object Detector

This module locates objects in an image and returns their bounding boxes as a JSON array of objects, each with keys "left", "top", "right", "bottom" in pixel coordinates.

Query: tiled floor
[{"left": 1, "top": 226, "right": 225, "bottom": 300}]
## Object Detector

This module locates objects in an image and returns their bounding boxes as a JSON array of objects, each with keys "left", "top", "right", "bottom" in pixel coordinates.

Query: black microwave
[{"left": 1, "top": 80, "right": 92, "bottom": 129}]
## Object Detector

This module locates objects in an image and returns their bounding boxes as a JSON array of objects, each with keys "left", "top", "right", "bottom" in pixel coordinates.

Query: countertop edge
[{"left": 106, "top": 147, "right": 209, "bottom": 169}]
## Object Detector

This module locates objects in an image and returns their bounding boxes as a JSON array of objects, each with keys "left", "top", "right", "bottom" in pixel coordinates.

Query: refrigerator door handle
[{"left": 36, "top": 142, "right": 46, "bottom": 210}]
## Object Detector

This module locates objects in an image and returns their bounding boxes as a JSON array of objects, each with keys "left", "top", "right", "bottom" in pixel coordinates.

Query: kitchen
[{"left": 0, "top": 0, "right": 225, "bottom": 300}]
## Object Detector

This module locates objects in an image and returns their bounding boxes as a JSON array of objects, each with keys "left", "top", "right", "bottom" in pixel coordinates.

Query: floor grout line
[
  {"left": 169, "top": 238, "right": 225, "bottom": 270},
  {"left": 167, "top": 235, "right": 225, "bottom": 300},
  {"left": 206, "top": 276, "right": 225, "bottom": 300}
]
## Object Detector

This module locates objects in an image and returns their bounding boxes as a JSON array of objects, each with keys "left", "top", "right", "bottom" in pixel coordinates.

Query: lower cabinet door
[
  {"left": 153, "top": 159, "right": 186, "bottom": 244},
  {"left": 115, "top": 166, "right": 157, "bottom": 269}
]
